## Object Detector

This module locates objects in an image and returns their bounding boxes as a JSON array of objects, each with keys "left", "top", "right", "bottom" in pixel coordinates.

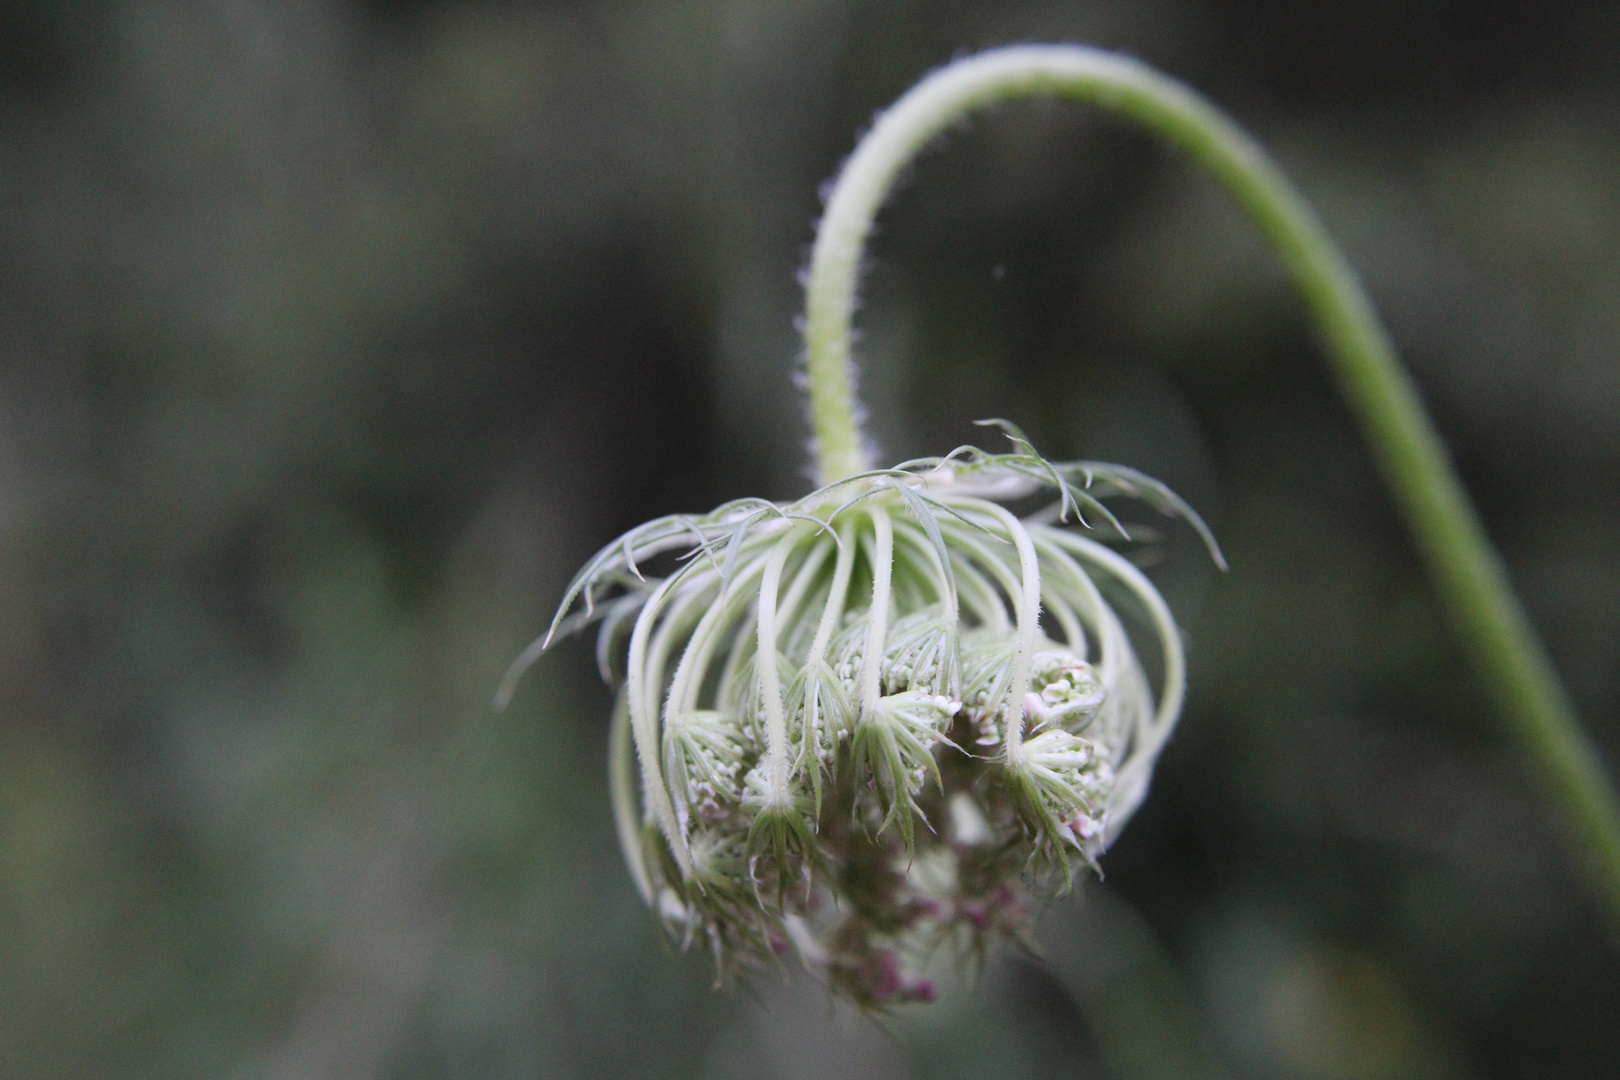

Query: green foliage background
[{"left": 1, "top": 2, "right": 1617, "bottom": 1077}]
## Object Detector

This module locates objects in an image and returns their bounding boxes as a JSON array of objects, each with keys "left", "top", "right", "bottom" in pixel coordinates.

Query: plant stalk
[{"left": 800, "top": 44, "right": 1620, "bottom": 927}]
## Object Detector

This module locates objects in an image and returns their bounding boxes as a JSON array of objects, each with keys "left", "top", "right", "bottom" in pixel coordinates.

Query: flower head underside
[{"left": 502, "top": 424, "right": 1220, "bottom": 1009}]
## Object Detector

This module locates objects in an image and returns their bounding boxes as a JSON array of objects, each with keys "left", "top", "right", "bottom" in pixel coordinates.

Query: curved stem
[{"left": 802, "top": 44, "right": 1620, "bottom": 926}]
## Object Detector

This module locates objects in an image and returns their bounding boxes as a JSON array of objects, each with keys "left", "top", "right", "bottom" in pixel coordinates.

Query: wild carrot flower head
[{"left": 501, "top": 422, "right": 1220, "bottom": 1009}]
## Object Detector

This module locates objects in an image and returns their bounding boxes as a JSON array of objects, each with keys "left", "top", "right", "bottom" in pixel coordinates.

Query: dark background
[{"left": 2, "top": 2, "right": 1617, "bottom": 1077}]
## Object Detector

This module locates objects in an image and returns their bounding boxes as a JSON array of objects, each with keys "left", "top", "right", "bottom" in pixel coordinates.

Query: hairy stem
[{"left": 802, "top": 44, "right": 1620, "bottom": 925}]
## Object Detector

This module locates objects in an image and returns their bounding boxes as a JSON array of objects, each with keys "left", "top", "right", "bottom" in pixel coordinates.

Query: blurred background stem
[{"left": 803, "top": 44, "right": 1620, "bottom": 929}]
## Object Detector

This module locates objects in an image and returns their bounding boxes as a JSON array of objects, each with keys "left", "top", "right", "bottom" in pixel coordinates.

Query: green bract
[{"left": 504, "top": 424, "right": 1220, "bottom": 1008}]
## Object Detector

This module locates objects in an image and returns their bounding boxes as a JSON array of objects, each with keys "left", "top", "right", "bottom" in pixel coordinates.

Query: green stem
[{"left": 801, "top": 44, "right": 1620, "bottom": 926}]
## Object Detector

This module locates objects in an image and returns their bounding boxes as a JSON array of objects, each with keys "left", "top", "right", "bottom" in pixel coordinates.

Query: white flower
[{"left": 503, "top": 423, "right": 1219, "bottom": 1007}]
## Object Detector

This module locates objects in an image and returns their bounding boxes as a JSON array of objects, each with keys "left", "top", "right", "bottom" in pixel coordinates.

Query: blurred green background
[{"left": 2, "top": 1, "right": 1617, "bottom": 1077}]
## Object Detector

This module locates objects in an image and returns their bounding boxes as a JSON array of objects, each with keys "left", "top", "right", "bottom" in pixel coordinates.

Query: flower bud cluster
[{"left": 510, "top": 434, "right": 1218, "bottom": 1008}]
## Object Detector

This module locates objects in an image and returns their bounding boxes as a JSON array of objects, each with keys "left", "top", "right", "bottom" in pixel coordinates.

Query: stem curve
[{"left": 801, "top": 44, "right": 1620, "bottom": 927}]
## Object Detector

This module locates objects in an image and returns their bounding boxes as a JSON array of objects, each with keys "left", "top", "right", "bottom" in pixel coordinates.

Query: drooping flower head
[{"left": 501, "top": 421, "right": 1221, "bottom": 1008}]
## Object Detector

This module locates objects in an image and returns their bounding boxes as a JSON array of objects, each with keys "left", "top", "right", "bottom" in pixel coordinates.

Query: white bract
[{"left": 503, "top": 425, "right": 1219, "bottom": 1008}]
